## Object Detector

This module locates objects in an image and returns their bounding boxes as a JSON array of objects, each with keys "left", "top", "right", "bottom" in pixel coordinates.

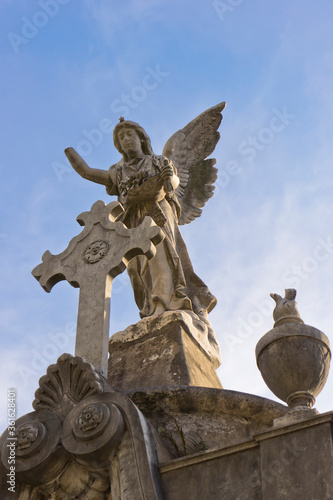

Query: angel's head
[{"left": 113, "top": 118, "right": 154, "bottom": 161}]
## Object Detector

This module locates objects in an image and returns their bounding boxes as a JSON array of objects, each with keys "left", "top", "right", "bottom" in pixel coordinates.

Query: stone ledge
[
  {"left": 156, "top": 406, "right": 333, "bottom": 500},
  {"left": 127, "top": 386, "right": 288, "bottom": 456},
  {"left": 127, "top": 386, "right": 287, "bottom": 424},
  {"left": 253, "top": 410, "right": 333, "bottom": 441},
  {"left": 159, "top": 438, "right": 258, "bottom": 473}
]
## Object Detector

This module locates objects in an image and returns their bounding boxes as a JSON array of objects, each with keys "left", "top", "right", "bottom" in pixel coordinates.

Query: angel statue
[{"left": 65, "top": 102, "right": 225, "bottom": 327}]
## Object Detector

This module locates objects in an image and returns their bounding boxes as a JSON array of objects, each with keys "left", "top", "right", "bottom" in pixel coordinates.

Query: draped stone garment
[{"left": 106, "top": 154, "right": 216, "bottom": 318}]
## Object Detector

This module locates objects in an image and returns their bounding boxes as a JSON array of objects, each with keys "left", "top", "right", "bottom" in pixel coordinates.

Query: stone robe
[{"left": 107, "top": 154, "right": 216, "bottom": 318}]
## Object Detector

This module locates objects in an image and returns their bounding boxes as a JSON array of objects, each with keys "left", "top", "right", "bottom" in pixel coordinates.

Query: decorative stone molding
[
  {"left": 33, "top": 353, "right": 106, "bottom": 420},
  {"left": 0, "top": 354, "right": 165, "bottom": 499},
  {"left": 62, "top": 397, "right": 125, "bottom": 461},
  {"left": 62, "top": 392, "right": 165, "bottom": 498},
  {"left": 16, "top": 422, "right": 40, "bottom": 452},
  {"left": 0, "top": 409, "right": 65, "bottom": 487},
  {"left": 77, "top": 403, "right": 106, "bottom": 432}
]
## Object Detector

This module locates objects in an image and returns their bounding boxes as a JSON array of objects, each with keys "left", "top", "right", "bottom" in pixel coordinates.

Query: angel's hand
[{"left": 160, "top": 163, "right": 174, "bottom": 181}]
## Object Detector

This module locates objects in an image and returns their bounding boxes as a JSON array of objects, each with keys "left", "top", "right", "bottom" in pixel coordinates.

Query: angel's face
[{"left": 117, "top": 127, "right": 143, "bottom": 158}]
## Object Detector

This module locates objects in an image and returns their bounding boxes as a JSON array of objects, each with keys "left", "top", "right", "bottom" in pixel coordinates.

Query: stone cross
[{"left": 32, "top": 200, "right": 163, "bottom": 377}]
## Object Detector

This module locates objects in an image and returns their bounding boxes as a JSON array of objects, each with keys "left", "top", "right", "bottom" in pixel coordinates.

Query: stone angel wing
[{"left": 162, "top": 101, "right": 225, "bottom": 225}]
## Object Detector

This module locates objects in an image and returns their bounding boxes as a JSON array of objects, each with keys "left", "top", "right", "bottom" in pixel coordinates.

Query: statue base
[
  {"left": 3, "top": 354, "right": 333, "bottom": 500},
  {"left": 108, "top": 310, "right": 222, "bottom": 391}
]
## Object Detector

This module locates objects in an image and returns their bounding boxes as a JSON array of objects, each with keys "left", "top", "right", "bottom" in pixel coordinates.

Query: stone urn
[{"left": 256, "top": 290, "right": 331, "bottom": 422}]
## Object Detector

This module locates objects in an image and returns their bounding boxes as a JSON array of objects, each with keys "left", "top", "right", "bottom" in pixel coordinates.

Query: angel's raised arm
[{"left": 64, "top": 147, "right": 110, "bottom": 186}]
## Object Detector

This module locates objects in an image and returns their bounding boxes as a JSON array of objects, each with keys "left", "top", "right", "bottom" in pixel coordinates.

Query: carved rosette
[
  {"left": 77, "top": 403, "right": 106, "bottom": 433},
  {"left": 16, "top": 420, "right": 45, "bottom": 456},
  {"left": 62, "top": 396, "right": 125, "bottom": 461},
  {"left": 83, "top": 240, "right": 109, "bottom": 264},
  {"left": 0, "top": 410, "right": 66, "bottom": 486}
]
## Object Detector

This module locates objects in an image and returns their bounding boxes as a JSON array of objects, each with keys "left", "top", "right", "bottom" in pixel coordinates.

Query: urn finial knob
[{"left": 270, "top": 288, "right": 303, "bottom": 327}]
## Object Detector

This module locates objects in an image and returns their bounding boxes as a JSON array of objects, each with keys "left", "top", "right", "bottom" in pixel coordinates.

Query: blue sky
[{"left": 1, "top": 0, "right": 333, "bottom": 430}]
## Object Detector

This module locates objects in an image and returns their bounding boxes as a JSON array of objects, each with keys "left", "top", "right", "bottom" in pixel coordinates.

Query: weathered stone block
[
  {"left": 129, "top": 386, "right": 287, "bottom": 457},
  {"left": 108, "top": 311, "right": 222, "bottom": 390}
]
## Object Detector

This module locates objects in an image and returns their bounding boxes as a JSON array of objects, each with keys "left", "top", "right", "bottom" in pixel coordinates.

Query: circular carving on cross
[{"left": 83, "top": 240, "right": 109, "bottom": 264}]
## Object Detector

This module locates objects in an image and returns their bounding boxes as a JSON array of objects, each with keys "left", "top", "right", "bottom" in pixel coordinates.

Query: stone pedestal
[
  {"left": 108, "top": 311, "right": 222, "bottom": 391},
  {"left": 2, "top": 359, "right": 332, "bottom": 499},
  {"left": 256, "top": 412, "right": 333, "bottom": 500},
  {"left": 156, "top": 407, "right": 333, "bottom": 500},
  {"left": 128, "top": 387, "right": 288, "bottom": 457}
]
